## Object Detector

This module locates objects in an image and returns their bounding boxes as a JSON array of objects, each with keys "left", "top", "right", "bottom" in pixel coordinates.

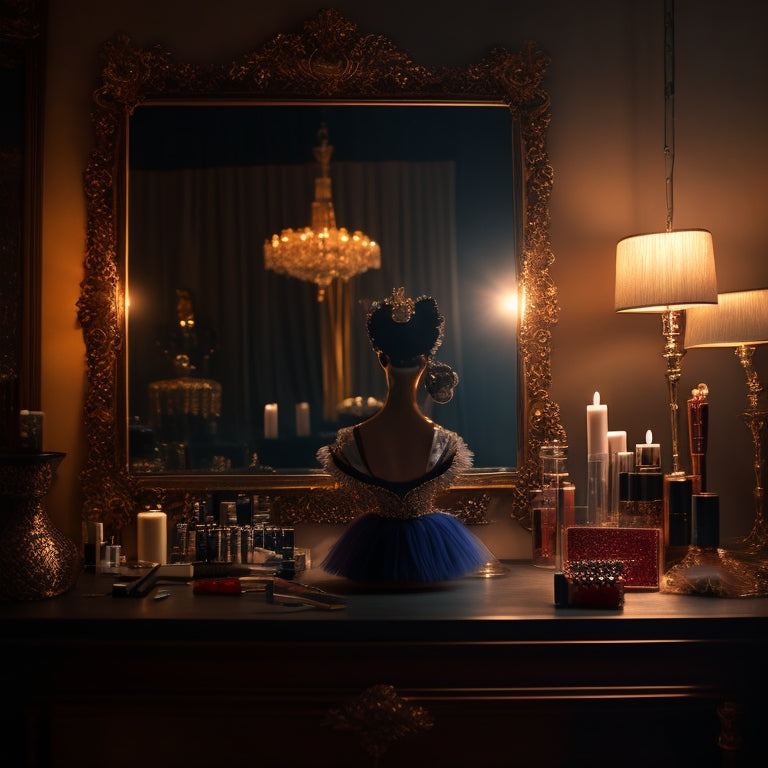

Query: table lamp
[
  {"left": 615, "top": 230, "right": 718, "bottom": 474},
  {"left": 685, "top": 288, "right": 768, "bottom": 556}
]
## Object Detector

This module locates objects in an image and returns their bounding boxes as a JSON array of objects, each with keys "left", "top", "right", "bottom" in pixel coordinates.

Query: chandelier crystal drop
[{"left": 264, "top": 125, "right": 381, "bottom": 301}]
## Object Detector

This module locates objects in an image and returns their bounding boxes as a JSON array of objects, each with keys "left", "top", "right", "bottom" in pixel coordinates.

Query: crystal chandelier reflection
[{"left": 264, "top": 124, "right": 381, "bottom": 301}]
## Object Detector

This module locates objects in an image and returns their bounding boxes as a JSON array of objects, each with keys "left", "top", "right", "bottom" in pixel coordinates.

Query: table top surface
[{"left": 3, "top": 561, "right": 768, "bottom": 644}]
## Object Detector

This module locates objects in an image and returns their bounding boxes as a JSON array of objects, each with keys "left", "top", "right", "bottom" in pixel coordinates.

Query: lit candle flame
[
  {"left": 593, "top": 391, "right": 600, "bottom": 406},
  {"left": 646, "top": 429, "right": 653, "bottom": 444}
]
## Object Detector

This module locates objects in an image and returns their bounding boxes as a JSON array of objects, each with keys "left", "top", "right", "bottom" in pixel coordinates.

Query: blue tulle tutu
[
  {"left": 317, "top": 424, "right": 493, "bottom": 584},
  {"left": 320, "top": 510, "right": 490, "bottom": 584}
]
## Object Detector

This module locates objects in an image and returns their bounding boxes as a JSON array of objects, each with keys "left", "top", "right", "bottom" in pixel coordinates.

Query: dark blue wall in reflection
[{"left": 130, "top": 105, "right": 518, "bottom": 468}]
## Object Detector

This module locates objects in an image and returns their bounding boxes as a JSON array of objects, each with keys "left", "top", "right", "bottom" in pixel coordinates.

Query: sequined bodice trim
[{"left": 317, "top": 425, "right": 473, "bottom": 520}]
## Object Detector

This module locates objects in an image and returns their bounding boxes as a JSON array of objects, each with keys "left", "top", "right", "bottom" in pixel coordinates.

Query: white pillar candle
[
  {"left": 607, "top": 430, "right": 627, "bottom": 455},
  {"left": 586, "top": 391, "right": 609, "bottom": 457},
  {"left": 295, "top": 402, "right": 310, "bottom": 437},
  {"left": 635, "top": 429, "right": 661, "bottom": 469},
  {"left": 137, "top": 509, "right": 168, "bottom": 565},
  {"left": 264, "top": 403, "right": 278, "bottom": 439}
]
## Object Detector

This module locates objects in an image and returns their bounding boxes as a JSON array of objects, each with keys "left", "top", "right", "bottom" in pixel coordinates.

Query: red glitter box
[{"left": 565, "top": 527, "right": 661, "bottom": 590}]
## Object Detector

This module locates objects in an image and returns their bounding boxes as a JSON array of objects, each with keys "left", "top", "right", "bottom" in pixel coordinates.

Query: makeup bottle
[
  {"left": 617, "top": 456, "right": 638, "bottom": 527},
  {"left": 687, "top": 383, "right": 709, "bottom": 493},
  {"left": 636, "top": 470, "right": 664, "bottom": 529},
  {"left": 663, "top": 474, "right": 692, "bottom": 568},
  {"left": 621, "top": 431, "right": 664, "bottom": 529},
  {"left": 610, "top": 444, "right": 633, "bottom": 524},
  {"left": 532, "top": 480, "right": 575, "bottom": 568},
  {"left": 537, "top": 441, "right": 583, "bottom": 606},
  {"left": 533, "top": 441, "right": 573, "bottom": 569},
  {"left": 82, "top": 520, "right": 104, "bottom": 571},
  {"left": 660, "top": 389, "right": 707, "bottom": 567}
]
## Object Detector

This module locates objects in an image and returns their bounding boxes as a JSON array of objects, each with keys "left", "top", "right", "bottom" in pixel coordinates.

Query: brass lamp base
[{"left": 661, "top": 545, "right": 767, "bottom": 598}]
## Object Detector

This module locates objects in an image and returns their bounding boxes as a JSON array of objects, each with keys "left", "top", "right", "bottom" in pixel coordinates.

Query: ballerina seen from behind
[{"left": 317, "top": 287, "right": 493, "bottom": 584}]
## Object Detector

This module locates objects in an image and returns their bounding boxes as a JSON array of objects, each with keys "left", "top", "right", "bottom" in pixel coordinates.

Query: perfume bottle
[
  {"left": 536, "top": 441, "right": 577, "bottom": 590},
  {"left": 532, "top": 481, "right": 575, "bottom": 568},
  {"left": 663, "top": 473, "right": 692, "bottom": 567},
  {"left": 631, "top": 430, "right": 664, "bottom": 528},
  {"left": 610, "top": 449, "right": 633, "bottom": 524},
  {"left": 635, "top": 470, "right": 664, "bottom": 528},
  {"left": 687, "top": 384, "right": 709, "bottom": 493}
]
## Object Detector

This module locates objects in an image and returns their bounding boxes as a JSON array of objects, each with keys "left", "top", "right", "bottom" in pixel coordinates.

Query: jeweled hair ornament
[
  {"left": 387, "top": 286, "right": 416, "bottom": 323},
  {"left": 366, "top": 287, "right": 444, "bottom": 361}
]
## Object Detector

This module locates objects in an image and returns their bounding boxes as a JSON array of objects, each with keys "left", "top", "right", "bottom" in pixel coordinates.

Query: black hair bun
[
  {"left": 366, "top": 294, "right": 444, "bottom": 366},
  {"left": 425, "top": 360, "right": 459, "bottom": 404}
]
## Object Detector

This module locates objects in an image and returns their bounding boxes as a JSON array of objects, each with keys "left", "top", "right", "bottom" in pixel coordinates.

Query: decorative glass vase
[{"left": 0, "top": 452, "right": 80, "bottom": 600}]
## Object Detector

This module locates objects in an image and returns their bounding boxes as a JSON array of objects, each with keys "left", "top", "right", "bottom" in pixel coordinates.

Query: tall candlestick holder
[
  {"left": 661, "top": 309, "right": 686, "bottom": 476},
  {"left": 730, "top": 345, "right": 767, "bottom": 555}
]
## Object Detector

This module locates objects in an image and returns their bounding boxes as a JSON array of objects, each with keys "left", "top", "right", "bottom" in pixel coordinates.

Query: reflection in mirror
[
  {"left": 127, "top": 104, "right": 518, "bottom": 474},
  {"left": 78, "top": 10, "right": 564, "bottom": 530}
]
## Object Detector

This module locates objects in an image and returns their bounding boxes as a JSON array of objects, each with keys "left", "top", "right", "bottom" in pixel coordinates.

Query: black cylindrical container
[{"left": 691, "top": 492, "right": 719, "bottom": 548}]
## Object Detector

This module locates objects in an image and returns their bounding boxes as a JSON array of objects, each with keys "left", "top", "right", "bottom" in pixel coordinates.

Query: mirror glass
[
  {"left": 127, "top": 103, "right": 518, "bottom": 474},
  {"left": 79, "top": 10, "right": 563, "bottom": 530}
]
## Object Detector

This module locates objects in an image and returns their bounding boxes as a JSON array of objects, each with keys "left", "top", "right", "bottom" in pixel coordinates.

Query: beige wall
[{"left": 42, "top": 0, "right": 768, "bottom": 550}]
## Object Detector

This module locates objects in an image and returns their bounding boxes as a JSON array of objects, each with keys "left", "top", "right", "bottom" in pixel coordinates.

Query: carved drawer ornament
[{"left": 326, "top": 684, "right": 434, "bottom": 760}]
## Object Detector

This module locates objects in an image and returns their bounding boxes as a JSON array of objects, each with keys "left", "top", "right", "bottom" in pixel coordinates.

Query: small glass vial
[
  {"left": 611, "top": 451, "right": 634, "bottom": 524},
  {"left": 531, "top": 489, "right": 557, "bottom": 568},
  {"left": 532, "top": 482, "right": 575, "bottom": 568},
  {"left": 536, "top": 440, "right": 571, "bottom": 571}
]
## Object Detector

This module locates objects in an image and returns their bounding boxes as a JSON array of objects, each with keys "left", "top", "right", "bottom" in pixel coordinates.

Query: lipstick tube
[{"left": 687, "top": 384, "right": 709, "bottom": 493}]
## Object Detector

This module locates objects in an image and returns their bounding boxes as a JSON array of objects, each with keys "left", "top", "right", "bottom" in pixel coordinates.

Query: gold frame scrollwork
[{"left": 78, "top": 9, "right": 564, "bottom": 532}]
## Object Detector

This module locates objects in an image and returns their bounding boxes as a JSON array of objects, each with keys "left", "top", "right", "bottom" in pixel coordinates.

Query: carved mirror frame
[{"left": 78, "top": 9, "right": 565, "bottom": 532}]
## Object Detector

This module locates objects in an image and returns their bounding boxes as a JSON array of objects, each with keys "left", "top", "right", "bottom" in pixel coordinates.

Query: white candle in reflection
[
  {"left": 264, "top": 403, "right": 278, "bottom": 439},
  {"left": 296, "top": 402, "right": 310, "bottom": 437},
  {"left": 137, "top": 509, "right": 167, "bottom": 565}
]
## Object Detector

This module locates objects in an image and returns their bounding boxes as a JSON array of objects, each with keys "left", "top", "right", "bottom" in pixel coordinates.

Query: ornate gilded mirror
[{"left": 79, "top": 10, "right": 564, "bottom": 531}]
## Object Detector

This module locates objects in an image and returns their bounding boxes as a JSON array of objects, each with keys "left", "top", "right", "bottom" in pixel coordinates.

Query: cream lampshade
[
  {"left": 614, "top": 229, "right": 718, "bottom": 475},
  {"left": 685, "top": 288, "right": 768, "bottom": 561},
  {"left": 685, "top": 289, "right": 768, "bottom": 348},
  {"left": 615, "top": 229, "right": 718, "bottom": 312}
]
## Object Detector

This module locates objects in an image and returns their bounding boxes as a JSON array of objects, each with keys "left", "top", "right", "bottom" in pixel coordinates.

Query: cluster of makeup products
[{"left": 532, "top": 386, "right": 717, "bottom": 608}]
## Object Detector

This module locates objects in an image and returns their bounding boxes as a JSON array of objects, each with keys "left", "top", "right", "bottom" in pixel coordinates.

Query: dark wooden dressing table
[{"left": 2, "top": 562, "right": 766, "bottom": 767}]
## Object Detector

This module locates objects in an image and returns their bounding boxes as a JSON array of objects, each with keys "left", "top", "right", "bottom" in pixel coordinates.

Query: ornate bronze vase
[{"left": 0, "top": 452, "right": 80, "bottom": 600}]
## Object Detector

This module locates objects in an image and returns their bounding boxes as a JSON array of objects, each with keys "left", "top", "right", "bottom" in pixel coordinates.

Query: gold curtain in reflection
[{"left": 321, "top": 280, "right": 353, "bottom": 421}]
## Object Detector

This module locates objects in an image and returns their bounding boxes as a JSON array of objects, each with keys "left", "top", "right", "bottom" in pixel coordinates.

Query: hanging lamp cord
[{"left": 664, "top": 0, "right": 676, "bottom": 233}]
